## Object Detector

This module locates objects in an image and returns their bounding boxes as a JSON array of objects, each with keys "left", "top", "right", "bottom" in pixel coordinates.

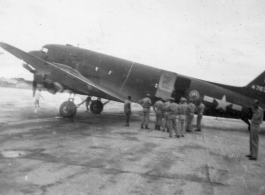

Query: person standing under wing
[
  {"left": 153, "top": 98, "right": 164, "bottom": 130},
  {"left": 124, "top": 96, "right": 132, "bottom": 126},
  {"left": 34, "top": 89, "right": 43, "bottom": 113},
  {"left": 77, "top": 96, "right": 92, "bottom": 112},
  {"left": 139, "top": 94, "right": 152, "bottom": 129}
]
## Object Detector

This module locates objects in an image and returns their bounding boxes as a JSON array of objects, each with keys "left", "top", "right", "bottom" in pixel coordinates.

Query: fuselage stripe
[
  {"left": 203, "top": 95, "right": 214, "bottom": 103},
  {"left": 120, "top": 61, "right": 134, "bottom": 91}
]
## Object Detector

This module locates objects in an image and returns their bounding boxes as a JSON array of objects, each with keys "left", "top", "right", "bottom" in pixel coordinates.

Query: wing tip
[{"left": 0, "top": 42, "right": 7, "bottom": 48}]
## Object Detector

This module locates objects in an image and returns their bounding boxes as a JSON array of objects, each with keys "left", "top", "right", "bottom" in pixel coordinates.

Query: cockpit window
[{"left": 41, "top": 47, "right": 48, "bottom": 53}]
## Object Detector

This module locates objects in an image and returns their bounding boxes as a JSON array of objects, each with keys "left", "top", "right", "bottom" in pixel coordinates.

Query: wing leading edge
[{"left": 0, "top": 42, "right": 123, "bottom": 102}]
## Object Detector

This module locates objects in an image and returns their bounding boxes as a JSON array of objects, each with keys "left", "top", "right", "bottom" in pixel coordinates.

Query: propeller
[{"left": 32, "top": 74, "right": 38, "bottom": 97}]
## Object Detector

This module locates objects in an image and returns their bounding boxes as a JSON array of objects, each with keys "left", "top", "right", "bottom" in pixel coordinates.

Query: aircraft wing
[{"left": 0, "top": 42, "right": 123, "bottom": 102}]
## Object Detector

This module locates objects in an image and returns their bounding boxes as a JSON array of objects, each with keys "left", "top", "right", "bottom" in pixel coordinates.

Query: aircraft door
[
  {"left": 155, "top": 70, "right": 177, "bottom": 100},
  {"left": 172, "top": 76, "right": 191, "bottom": 103}
]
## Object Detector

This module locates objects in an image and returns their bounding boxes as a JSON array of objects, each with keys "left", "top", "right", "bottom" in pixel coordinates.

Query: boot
[
  {"left": 141, "top": 124, "right": 144, "bottom": 129},
  {"left": 158, "top": 126, "right": 161, "bottom": 130},
  {"left": 145, "top": 125, "right": 149, "bottom": 129},
  {"left": 155, "top": 125, "right": 158, "bottom": 130}
]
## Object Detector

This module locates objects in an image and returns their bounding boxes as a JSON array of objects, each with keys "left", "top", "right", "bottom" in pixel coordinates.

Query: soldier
[
  {"left": 77, "top": 96, "right": 91, "bottom": 112},
  {"left": 246, "top": 99, "right": 263, "bottom": 160},
  {"left": 124, "top": 96, "right": 132, "bottom": 126},
  {"left": 34, "top": 89, "right": 43, "bottom": 113},
  {"left": 186, "top": 100, "right": 197, "bottom": 132},
  {"left": 195, "top": 101, "right": 206, "bottom": 131},
  {"left": 178, "top": 97, "right": 188, "bottom": 137},
  {"left": 165, "top": 98, "right": 179, "bottom": 138},
  {"left": 162, "top": 99, "right": 170, "bottom": 132},
  {"left": 139, "top": 94, "right": 152, "bottom": 129},
  {"left": 153, "top": 98, "right": 164, "bottom": 130}
]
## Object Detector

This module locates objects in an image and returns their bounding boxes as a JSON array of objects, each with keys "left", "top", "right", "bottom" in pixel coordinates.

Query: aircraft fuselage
[{"left": 27, "top": 44, "right": 262, "bottom": 120}]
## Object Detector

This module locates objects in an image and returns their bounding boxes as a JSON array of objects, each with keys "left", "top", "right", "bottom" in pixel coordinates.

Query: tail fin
[
  {"left": 244, "top": 71, "right": 265, "bottom": 103},
  {"left": 246, "top": 71, "right": 265, "bottom": 88}
]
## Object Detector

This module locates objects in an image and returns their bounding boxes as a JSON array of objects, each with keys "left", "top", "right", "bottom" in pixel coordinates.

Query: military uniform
[
  {"left": 153, "top": 100, "right": 164, "bottom": 130},
  {"left": 196, "top": 103, "right": 205, "bottom": 131},
  {"left": 85, "top": 96, "right": 91, "bottom": 111},
  {"left": 186, "top": 102, "right": 197, "bottom": 132},
  {"left": 162, "top": 101, "right": 170, "bottom": 132},
  {"left": 139, "top": 96, "right": 152, "bottom": 129},
  {"left": 124, "top": 99, "right": 131, "bottom": 126},
  {"left": 248, "top": 106, "right": 263, "bottom": 160},
  {"left": 178, "top": 98, "right": 188, "bottom": 137},
  {"left": 165, "top": 100, "right": 180, "bottom": 137}
]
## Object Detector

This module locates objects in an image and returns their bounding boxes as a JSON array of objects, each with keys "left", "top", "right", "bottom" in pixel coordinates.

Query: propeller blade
[{"left": 33, "top": 76, "right": 37, "bottom": 97}]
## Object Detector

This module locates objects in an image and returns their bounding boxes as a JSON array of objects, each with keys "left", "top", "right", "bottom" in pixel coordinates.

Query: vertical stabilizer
[{"left": 244, "top": 71, "right": 265, "bottom": 102}]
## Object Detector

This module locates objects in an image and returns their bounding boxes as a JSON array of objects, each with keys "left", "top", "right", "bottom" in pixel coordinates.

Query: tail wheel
[
  {"left": 59, "top": 101, "right": 77, "bottom": 118},
  {"left": 90, "top": 100, "right": 104, "bottom": 114}
]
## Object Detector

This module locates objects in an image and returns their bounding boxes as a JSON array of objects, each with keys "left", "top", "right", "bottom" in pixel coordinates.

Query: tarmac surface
[{"left": 0, "top": 88, "right": 265, "bottom": 195}]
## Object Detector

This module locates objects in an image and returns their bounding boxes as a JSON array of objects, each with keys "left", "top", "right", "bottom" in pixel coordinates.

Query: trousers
[
  {"left": 197, "top": 114, "right": 203, "bottom": 129},
  {"left": 250, "top": 123, "right": 260, "bottom": 159},
  {"left": 168, "top": 114, "right": 177, "bottom": 137},
  {"left": 178, "top": 115, "right": 186, "bottom": 136},
  {"left": 141, "top": 108, "right": 150, "bottom": 126},
  {"left": 155, "top": 111, "right": 163, "bottom": 126},
  {"left": 186, "top": 113, "right": 194, "bottom": 131}
]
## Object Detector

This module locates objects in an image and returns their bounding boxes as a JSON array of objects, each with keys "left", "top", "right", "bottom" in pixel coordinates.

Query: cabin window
[
  {"left": 41, "top": 48, "right": 48, "bottom": 53},
  {"left": 95, "top": 67, "right": 98, "bottom": 71},
  {"left": 108, "top": 71, "right": 112, "bottom": 75}
]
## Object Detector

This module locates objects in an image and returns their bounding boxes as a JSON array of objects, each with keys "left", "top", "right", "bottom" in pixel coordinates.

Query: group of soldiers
[
  {"left": 124, "top": 94, "right": 263, "bottom": 161},
  {"left": 75, "top": 94, "right": 262, "bottom": 161},
  {"left": 124, "top": 94, "right": 205, "bottom": 138}
]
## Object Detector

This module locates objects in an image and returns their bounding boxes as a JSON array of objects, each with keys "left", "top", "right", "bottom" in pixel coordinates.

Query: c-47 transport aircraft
[{"left": 0, "top": 42, "right": 264, "bottom": 128}]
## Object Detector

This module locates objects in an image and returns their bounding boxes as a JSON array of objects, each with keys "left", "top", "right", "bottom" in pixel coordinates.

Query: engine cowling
[{"left": 33, "top": 74, "right": 64, "bottom": 95}]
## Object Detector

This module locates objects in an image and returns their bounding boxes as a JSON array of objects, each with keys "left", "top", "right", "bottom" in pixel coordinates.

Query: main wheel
[
  {"left": 59, "top": 101, "right": 77, "bottom": 118},
  {"left": 90, "top": 100, "right": 103, "bottom": 114}
]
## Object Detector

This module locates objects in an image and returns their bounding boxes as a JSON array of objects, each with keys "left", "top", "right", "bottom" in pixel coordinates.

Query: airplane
[{"left": 0, "top": 42, "right": 264, "bottom": 129}]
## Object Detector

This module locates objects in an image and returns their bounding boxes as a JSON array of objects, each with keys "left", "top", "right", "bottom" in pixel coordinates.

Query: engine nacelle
[
  {"left": 44, "top": 80, "right": 64, "bottom": 94},
  {"left": 23, "top": 63, "right": 36, "bottom": 73},
  {"left": 34, "top": 74, "right": 64, "bottom": 94}
]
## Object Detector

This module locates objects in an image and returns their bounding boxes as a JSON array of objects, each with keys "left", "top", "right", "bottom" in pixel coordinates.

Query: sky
[{"left": 0, "top": 0, "right": 265, "bottom": 86}]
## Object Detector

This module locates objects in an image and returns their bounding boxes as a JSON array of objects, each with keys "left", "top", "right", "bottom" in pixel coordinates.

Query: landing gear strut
[{"left": 59, "top": 93, "right": 77, "bottom": 118}]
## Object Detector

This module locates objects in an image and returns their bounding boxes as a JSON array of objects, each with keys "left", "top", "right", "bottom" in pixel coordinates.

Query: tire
[
  {"left": 59, "top": 101, "right": 77, "bottom": 118},
  {"left": 90, "top": 100, "right": 104, "bottom": 114}
]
